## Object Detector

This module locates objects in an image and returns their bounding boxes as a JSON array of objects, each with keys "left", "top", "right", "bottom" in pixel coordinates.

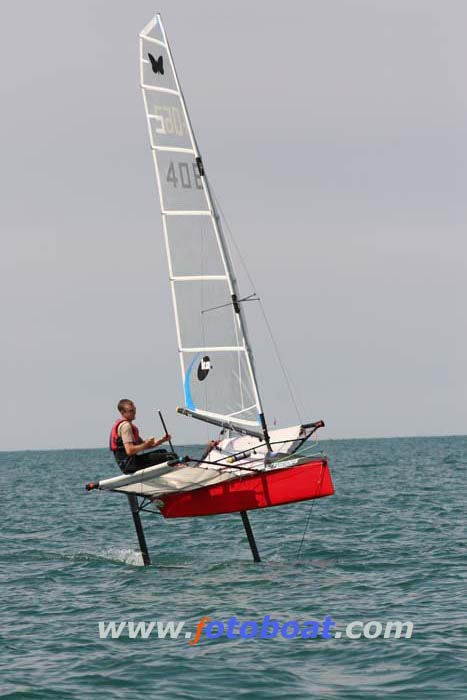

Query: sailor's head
[{"left": 118, "top": 398, "right": 136, "bottom": 420}]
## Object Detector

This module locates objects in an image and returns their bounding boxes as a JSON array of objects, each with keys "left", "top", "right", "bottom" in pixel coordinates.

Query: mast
[{"left": 140, "top": 15, "right": 271, "bottom": 446}]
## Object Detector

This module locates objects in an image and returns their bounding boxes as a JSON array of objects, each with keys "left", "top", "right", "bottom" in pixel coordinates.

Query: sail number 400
[{"left": 167, "top": 161, "right": 203, "bottom": 189}]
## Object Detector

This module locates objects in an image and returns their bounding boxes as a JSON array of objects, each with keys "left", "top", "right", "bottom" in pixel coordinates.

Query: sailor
[{"left": 109, "top": 398, "right": 177, "bottom": 474}]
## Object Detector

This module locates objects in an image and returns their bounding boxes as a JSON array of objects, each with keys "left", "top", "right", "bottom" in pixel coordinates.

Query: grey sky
[{"left": 1, "top": 1, "right": 465, "bottom": 450}]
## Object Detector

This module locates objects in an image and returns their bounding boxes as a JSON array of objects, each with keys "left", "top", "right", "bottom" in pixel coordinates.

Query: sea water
[{"left": 0, "top": 436, "right": 465, "bottom": 699}]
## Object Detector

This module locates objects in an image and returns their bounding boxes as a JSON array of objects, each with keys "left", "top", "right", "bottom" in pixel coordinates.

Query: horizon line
[{"left": 1, "top": 432, "right": 466, "bottom": 454}]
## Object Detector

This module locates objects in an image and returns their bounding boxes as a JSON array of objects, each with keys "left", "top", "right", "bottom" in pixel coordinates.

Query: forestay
[{"left": 140, "top": 15, "right": 265, "bottom": 430}]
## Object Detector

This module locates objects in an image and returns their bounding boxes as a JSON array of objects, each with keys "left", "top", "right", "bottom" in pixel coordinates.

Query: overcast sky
[{"left": 1, "top": 1, "right": 466, "bottom": 450}]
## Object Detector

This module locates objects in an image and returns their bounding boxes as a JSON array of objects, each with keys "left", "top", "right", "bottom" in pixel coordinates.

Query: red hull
[{"left": 160, "top": 457, "right": 334, "bottom": 518}]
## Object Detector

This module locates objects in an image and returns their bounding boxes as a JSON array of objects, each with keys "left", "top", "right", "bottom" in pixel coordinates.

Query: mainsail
[{"left": 139, "top": 15, "right": 267, "bottom": 435}]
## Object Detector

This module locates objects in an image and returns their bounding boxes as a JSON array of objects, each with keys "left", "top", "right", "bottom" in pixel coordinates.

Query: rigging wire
[
  {"left": 210, "top": 185, "right": 304, "bottom": 424},
  {"left": 256, "top": 301, "right": 304, "bottom": 425}
]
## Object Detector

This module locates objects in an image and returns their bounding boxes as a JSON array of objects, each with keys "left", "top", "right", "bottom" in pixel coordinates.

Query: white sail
[{"left": 140, "top": 15, "right": 266, "bottom": 431}]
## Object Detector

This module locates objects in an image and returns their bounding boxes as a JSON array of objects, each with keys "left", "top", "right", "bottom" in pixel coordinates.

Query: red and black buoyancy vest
[{"left": 109, "top": 419, "right": 141, "bottom": 464}]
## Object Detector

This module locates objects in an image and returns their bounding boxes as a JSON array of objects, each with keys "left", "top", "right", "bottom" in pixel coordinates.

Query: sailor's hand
[
  {"left": 163, "top": 433, "right": 171, "bottom": 443},
  {"left": 145, "top": 437, "right": 156, "bottom": 448}
]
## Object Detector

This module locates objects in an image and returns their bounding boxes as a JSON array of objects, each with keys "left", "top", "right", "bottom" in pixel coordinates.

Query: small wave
[
  {"left": 442, "top": 455, "right": 459, "bottom": 465},
  {"left": 71, "top": 548, "right": 197, "bottom": 569},
  {"left": 344, "top": 462, "right": 389, "bottom": 469},
  {"left": 100, "top": 547, "right": 145, "bottom": 566},
  {"left": 60, "top": 547, "right": 145, "bottom": 567}
]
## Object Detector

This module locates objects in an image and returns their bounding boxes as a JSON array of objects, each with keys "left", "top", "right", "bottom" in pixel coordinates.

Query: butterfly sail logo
[{"left": 148, "top": 53, "right": 164, "bottom": 75}]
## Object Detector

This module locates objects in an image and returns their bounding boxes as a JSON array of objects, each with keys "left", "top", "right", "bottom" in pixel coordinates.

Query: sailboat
[{"left": 86, "top": 14, "right": 334, "bottom": 564}]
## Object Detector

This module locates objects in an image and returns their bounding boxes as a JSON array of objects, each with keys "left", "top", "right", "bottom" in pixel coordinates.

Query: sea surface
[{"left": 0, "top": 436, "right": 466, "bottom": 699}]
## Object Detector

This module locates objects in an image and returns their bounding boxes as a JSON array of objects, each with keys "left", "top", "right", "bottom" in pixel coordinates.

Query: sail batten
[
  {"left": 141, "top": 14, "right": 268, "bottom": 431},
  {"left": 153, "top": 146, "right": 196, "bottom": 154},
  {"left": 142, "top": 86, "right": 181, "bottom": 95},
  {"left": 139, "top": 36, "right": 166, "bottom": 47},
  {"left": 180, "top": 346, "right": 245, "bottom": 352},
  {"left": 163, "top": 210, "right": 212, "bottom": 216},
  {"left": 171, "top": 275, "right": 228, "bottom": 281}
]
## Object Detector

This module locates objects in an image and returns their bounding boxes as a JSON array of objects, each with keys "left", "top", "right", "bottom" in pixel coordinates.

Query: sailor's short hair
[{"left": 117, "top": 398, "right": 134, "bottom": 413}]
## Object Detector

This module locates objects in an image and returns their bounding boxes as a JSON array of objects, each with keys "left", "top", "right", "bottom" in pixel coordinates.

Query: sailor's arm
[
  {"left": 155, "top": 433, "right": 171, "bottom": 448},
  {"left": 123, "top": 438, "right": 155, "bottom": 457},
  {"left": 200, "top": 439, "right": 219, "bottom": 460},
  {"left": 123, "top": 433, "right": 171, "bottom": 457}
]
